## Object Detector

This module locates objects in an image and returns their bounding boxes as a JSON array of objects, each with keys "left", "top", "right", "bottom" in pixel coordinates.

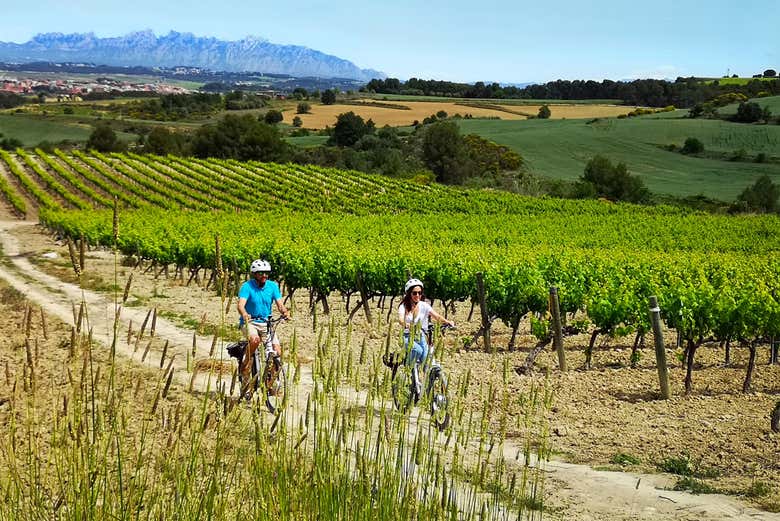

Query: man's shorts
[{"left": 242, "top": 322, "right": 280, "bottom": 346}]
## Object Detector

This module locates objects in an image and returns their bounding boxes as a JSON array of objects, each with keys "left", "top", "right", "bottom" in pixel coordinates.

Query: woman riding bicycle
[
  {"left": 397, "top": 278, "right": 454, "bottom": 366},
  {"left": 236, "top": 259, "right": 290, "bottom": 386}
]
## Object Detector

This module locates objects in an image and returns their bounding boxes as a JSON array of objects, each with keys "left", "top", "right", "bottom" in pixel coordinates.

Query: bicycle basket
[{"left": 226, "top": 341, "right": 247, "bottom": 361}]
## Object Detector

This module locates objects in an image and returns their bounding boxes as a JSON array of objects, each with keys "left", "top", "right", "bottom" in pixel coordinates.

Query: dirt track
[{"left": 0, "top": 220, "right": 777, "bottom": 520}]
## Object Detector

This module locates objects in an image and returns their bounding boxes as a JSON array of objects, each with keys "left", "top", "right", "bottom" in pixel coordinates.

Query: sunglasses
[{"left": 411, "top": 291, "right": 422, "bottom": 296}]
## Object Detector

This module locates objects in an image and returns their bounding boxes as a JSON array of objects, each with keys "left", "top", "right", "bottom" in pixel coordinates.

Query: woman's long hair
[{"left": 402, "top": 287, "right": 424, "bottom": 313}]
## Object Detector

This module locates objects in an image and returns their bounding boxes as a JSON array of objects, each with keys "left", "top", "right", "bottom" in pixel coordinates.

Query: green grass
[
  {"left": 0, "top": 113, "right": 93, "bottom": 145},
  {"left": 718, "top": 95, "right": 780, "bottom": 116},
  {"left": 285, "top": 134, "right": 329, "bottom": 147},
  {"left": 0, "top": 113, "right": 140, "bottom": 145},
  {"left": 458, "top": 116, "right": 780, "bottom": 201}
]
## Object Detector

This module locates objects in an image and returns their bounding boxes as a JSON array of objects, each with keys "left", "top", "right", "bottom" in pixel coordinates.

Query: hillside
[{"left": 458, "top": 115, "right": 780, "bottom": 201}]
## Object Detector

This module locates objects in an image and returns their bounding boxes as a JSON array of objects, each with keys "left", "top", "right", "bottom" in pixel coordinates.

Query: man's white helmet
[
  {"left": 250, "top": 259, "right": 272, "bottom": 273},
  {"left": 404, "top": 278, "right": 424, "bottom": 294}
]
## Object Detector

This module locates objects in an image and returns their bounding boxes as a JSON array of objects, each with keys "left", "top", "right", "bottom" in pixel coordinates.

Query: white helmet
[
  {"left": 250, "top": 259, "right": 272, "bottom": 273},
  {"left": 404, "top": 278, "right": 424, "bottom": 294}
]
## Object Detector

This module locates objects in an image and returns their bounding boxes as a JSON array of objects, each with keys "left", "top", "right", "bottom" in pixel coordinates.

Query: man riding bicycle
[
  {"left": 397, "top": 278, "right": 454, "bottom": 366},
  {"left": 236, "top": 259, "right": 290, "bottom": 387}
]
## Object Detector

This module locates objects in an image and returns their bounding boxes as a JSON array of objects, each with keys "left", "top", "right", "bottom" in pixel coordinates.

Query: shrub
[
  {"left": 292, "top": 116, "right": 303, "bottom": 127},
  {"left": 264, "top": 110, "right": 283, "bottom": 124},
  {"left": 538, "top": 105, "right": 551, "bottom": 119},
  {"left": 296, "top": 102, "right": 311, "bottom": 114},
  {"left": 681, "top": 137, "right": 704, "bottom": 154},
  {"left": 576, "top": 155, "right": 650, "bottom": 203},
  {"left": 734, "top": 175, "right": 779, "bottom": 213},
  {"left": 734, "top": 102, "right": 767, "bottom": 123}
]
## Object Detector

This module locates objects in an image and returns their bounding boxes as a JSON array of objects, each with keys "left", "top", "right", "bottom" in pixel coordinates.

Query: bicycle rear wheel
[
  {"left": 428, "top": 372, "right": 450, "bottom": 431},
  {"left": 263, "top": 355, "right": 286, "bottom": 413},
  {"left": 392, "top": 365, "right": 415, "bottom": 413}
]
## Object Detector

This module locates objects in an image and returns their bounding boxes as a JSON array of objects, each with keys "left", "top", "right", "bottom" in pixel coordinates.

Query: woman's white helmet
[
  {"left": 250, "top": 259, "right": 272, "bottom": 273},
  {"left": 404, "top": 278, "right": 424, "bottom": 294}
]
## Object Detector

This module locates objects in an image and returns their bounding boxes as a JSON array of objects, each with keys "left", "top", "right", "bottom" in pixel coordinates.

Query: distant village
[{"left": 0, "top": 74, "right": 191, "bottom": 100}]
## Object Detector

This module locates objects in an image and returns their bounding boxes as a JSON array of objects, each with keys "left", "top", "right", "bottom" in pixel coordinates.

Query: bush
[
  {"left": 264, "top": 110, "right": 283, "bottom": 124},
  {"left": 576, "top": 155, "right": 650, "bottom": 203},
  {"left": 321, "top": 89, "right": 337, "bottom": 105},
  {"left": 730, "top": 148, "right": 748, "bottom": 161},
  {"left": 734, "top": 174, "right": 779, "bottom": 213},
  {"left": 292, "top": 116, "right": 303, "bottom": 128},
  {"left": 297, "top": 102, "right": 311, "bottom": 114},
  {"left": 86, "top": 123, "right": 123, "bottom": 152},
  {"left": 0, "top": 137, "right": 23, "bottom": 150},
  {"left": 681, "top": 137, "right": 704, "bottom": 154},
  {"left": 734, "top": 102, "right": 768, "bottom": 123},
  {"left": 537, "top": 105, "right": 551, "bottom": 119}
]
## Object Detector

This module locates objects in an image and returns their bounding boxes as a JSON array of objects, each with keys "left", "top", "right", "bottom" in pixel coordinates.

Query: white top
[{"left": 398, "top": 301, "right": 433, "bottom": 333}]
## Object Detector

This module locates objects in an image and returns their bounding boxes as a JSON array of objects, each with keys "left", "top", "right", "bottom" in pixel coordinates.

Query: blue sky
[{"left": 3, "top": 0, "right": 778, "bottom": 83}]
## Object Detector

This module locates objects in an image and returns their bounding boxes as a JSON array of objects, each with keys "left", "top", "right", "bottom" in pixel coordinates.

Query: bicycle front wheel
[
  {"left": 263, "top": 356, "right": 286, "bottom": 413},
  {"left": 392, "top": 366, "right": 415, "bottom": 413},
  {"left": 428, "top": 372, "right": 450, "bottom": 431}
]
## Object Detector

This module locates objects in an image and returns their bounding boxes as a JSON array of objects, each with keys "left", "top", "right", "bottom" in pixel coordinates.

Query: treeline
[{"left": 366, "top": 77, "right": 780, "bottom": 108}]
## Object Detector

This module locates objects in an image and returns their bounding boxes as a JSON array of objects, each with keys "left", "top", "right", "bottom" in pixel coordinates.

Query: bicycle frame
[{"left": 226, "top": 315, "right": 287, "bottom": 412}]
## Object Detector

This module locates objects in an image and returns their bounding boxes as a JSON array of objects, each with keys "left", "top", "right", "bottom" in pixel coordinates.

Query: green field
[
  {"left": 718, "top": 95, "right": 780, "bottom": 116},
  {"left": 703, "top": 77, "right": 778, "bottom": 86},
  {"left": 0, "top": 114, "right": 139, "bottom": 145},
  {"left": 458, "top": 116, "right": 780, "bottom": 201},
  {"left": 0, "top": 114, "right": 94, "bottom": 144}
]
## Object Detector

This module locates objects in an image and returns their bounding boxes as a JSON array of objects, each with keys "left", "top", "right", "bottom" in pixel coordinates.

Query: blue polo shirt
[{"left": 238, "top": 279, "right": 282, "bottom": 325}]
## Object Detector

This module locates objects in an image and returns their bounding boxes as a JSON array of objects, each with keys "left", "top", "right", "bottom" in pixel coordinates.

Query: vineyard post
[
  {"left": 550, "top": 287, "right": 566, "bottom": 372},
  {"left": 648, "top": 296, "right": 670, "bottom": 400},
  {"left": 475, "top": 272, "right": 491, "bottom": 352}
]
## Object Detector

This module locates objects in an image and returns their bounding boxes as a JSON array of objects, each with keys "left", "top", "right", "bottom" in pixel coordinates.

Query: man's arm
[
  {"left": 275, "top": 298, "right": 290, "bottom": 319},
  {"left": 237, "top": 297, "right": 250, "bottom": 323}
]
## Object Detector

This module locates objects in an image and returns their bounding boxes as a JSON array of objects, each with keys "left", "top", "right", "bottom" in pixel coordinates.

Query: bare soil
[{"left": 1, "top": 220, "right": 778, "bottom": 520}]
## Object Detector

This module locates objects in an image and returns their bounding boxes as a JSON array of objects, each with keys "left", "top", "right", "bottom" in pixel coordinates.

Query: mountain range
[{"left": 0, "top": 31, "right": 385, "bottom": 81}]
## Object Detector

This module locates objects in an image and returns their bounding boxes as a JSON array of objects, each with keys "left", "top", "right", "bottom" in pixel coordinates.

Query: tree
[
  {"left": 191, "top": 114, "right": 289, "bottom": 162},
  {"left": 421, "top": 121, "right": 474, "bottom": 184},
  {"left": 538, "top": 105, "right": 551, "bottom": 119},
  {"left": 86, "top": 123, "right": 121, "bottom": 152},
  {"left": 321, "top": 89, "right": 337, "bottom": 105},
  {"left": 681, "top": 137, "right": 704, "bottom": 154},
  {"left": 575, "top": 155, "right": 649, "bottom": 203},
  {"left": 297, "top": 102, "right": 311, "bottom": 114},
  {"left": 146, "top": 127, "right": 186, "bottom": 155},
  {"left": 734, "top": 175, "right": 779, "bottom": 213},
  {"left": 329, "top": 111, "right": 373, "bottom": 147},
  {"left": 292, "top": 116, "right": 303, "bottom": 127},
  {"left": 734, "top": 102, "right": 768, "bottom": 123},
  {"left": 764, "top": 69, "right": 777, "bottom": 78},
  {"left": 292, "top": 87, "right": 309, "bottom": 99},
  {"left": 264, "top": 109, "right": 284, "bottom": 124}
]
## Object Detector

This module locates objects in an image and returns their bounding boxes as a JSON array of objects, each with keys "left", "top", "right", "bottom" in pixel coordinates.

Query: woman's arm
[{"left": 429, "top": 308, "right": 454, "bottom": 327}]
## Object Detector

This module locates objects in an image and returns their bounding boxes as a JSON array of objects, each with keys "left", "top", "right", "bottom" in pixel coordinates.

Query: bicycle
[
  {"left": 384, "top": 323, "right": 453, "bottom": 431},
  {"left": 226, "top": 315, "right": 287, "bottom": 413}
]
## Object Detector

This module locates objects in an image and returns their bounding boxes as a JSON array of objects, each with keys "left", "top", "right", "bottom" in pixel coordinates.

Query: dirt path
[{"left": 0, "top": 219, "right": 776, "bottom": 521}]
